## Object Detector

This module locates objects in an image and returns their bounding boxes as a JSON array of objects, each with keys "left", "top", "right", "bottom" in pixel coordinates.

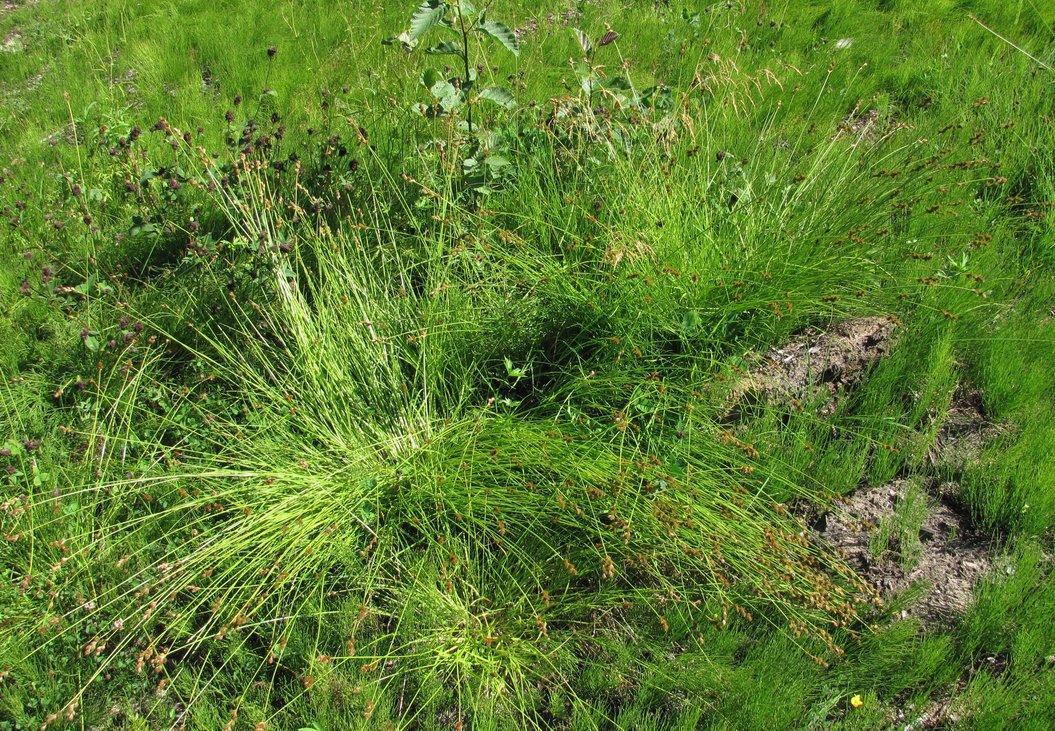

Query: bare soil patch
[
  {"left": 2, "top": 0, "right": 37, "bottom": 15},
  {"left": 729, "top": 315, "right": 898, "bottom": 417},
  {"left": 839, "top": 107, "right": 881, "bottom": 137},
  {"left": 744, "top": 317, "right": 1006, "bottom": 626},
  {"left": 926, "top": 385, "right": 1005, "bottom": 472},
  {"left": 815, "top": 477, "right": 999, "bottom": 626},
  {"left": 2, "top": 28, "right": 23, "bottom": 52}
]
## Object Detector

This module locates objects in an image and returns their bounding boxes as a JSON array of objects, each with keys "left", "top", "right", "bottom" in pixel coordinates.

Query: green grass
[{"left": 1, "top": 0, "right": 1054, "bottom": 728}]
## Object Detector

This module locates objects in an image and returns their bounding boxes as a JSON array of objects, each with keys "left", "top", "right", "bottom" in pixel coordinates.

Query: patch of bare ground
[
  {"left": 514, "top": 6, "right": 582, "bottom": 41},
  {"left": 756, "top": 321, "right": 1019, "bottom": 728},
  {"left": 2, "top": 0, "right": 40, "bottom": 54},
  {"left": 836, "top": 105, "right": 915, "bottom": 146},
  {"left": 926, "top": 385, "right": 1006, "bottom": 472},
  {"left": 892, "top": 693, "right": 968, "bottom": 730},
  {"left": 2, "top": 0, "right": 37, "bottom": 15},
  {"left": 741, "top": 318, "right": 1006, "bottom": 627},
  {"left": 728, "top": 315, "right": 898, "bottom": 418},
  {"left": 1, "top": 28, "right": 22, "bottom": 52},
  {"left": 815, "top": 477, "right": 1001, "bottom": 627},
  {"left": 814, "top": 381, "right": 1010, "bottom": 627}
]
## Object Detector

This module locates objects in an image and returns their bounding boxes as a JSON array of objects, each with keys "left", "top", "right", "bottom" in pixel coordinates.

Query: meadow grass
[{"left": 1, "top": 0, "right": 1054, "bottom": 729}]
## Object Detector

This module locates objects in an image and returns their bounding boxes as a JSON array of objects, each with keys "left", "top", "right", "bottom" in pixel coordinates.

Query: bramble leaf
[
  {"left": 421, "top": 68, "right": 441, "bottom": 90},
  {"left": 424, "top": 40, "right": 463, "bottom": 55},
  {"left": 409, "top": 0, "right": 446, "bottom": 40},
  {"left": 573, "top": 28, "right": 592, "bottom": 54},
  {"left": 478, "top": 86, "right": 515, "bottom": 109},
  {"left": 479, "top": 19, "right": 519, "bottom": 56}
]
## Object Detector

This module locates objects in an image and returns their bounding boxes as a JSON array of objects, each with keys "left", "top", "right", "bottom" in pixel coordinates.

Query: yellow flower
[{"left": 850, "top": 694, "right": 864, "bottom": 709}]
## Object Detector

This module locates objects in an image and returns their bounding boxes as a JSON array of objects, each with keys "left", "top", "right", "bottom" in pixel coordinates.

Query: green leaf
[
  {"left": 641, "top": 83, "right": 674, "bottom": 111},
  {"left": 424, "top": 40, "right": 463, "bottom": 55},
  {"left": 382, "top": 30, "right": 418, "bottom": 51},
  {"left": 479, "top": 19, "right": 519, "bottom": 56},
  {"left": 630, "top": 387, "right": 656, "bottom": 414},
  {"left": 681, "top": 310, "right": 703, "bottom": 336},
  {"left": 503, "top": 356, "right": 526, "bottom": 378},
  {"left": 421, "top": 69, "right": 462, "bottom": 111},
  {"left": 478, "top": 86, "right": 516, "bottom": 109},
  {"left": 72, "top": 274, "right": 96, "bottom": 296},
  {"left": 431, "top": 81, "right": 461, "bottom": 112},
  {"left": 485, "top": 155, "right": 511, "bottom": 172},
  {"left": 409, "top": 0, "right": 446, "bottom": 41},
  {"left": 421, "top": 68, "right": 442, "bottom": 91},
  {"left": 573, "top": 28, "right": 592, "bottom": 54}
]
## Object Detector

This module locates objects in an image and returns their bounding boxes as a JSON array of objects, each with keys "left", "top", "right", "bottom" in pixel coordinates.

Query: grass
[
  {"left": 1, "top": 0, "right": 1054, "bottom": 729},
  {"left": 869, "top": 479, "right": 929, "bottom": 569}
]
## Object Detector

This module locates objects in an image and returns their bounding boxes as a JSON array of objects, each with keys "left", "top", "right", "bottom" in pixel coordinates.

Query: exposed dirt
[
  {"left": 513, "top": 18, "right": 539, "bottom": 40},
  {"left": 893, "top": 693, "right": 967, "bottom": 730},
  {"left": 2, "top": 28, "right": 23, "bottom": 52},
  {"left": 515, "top": 7, "right": 582, "bottom": 40},
  {"left": 546, "top": 8, "right": 582, "bottom": 25},
  {"left": 815, "top": 477, "right": 999, "bottom": 626},
  {"left": 838, "top": 107, "right": 880, "bottom": 138},
  {"left": 1, "top": 0, "right": 37, "bottom": 15},
  {"left": 926, "top": 385, "right": 1005, "bottom": 472},
  {"left": 729, "top": 316, "right": 898, "bottom": 417},
  {"left": 836, "top": 106, "right": 914, "bottom": 144},
  {"left": 740, "top": 317, "right": 1004, "bottom": 626}
]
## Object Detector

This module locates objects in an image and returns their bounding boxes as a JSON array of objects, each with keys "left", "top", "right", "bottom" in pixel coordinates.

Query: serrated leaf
[
  {"left": 409, "top": 0, "right": 446, "bottom": 41},
  {"left": 478, "top": 86, "right": 516, "bottom": 109},
  {"left": 424, "top": 40, "right": 463, "bottom": 55},
  {"left": 485, "top": 155, "right": 511, "bottom": 172},
  {"left": 421, "top": 68, "right": 441, "bottom": 91},
  {"left": 479, "top": 19, "right": 519, "bottom": 56},
  {"left": 428, "top": 80, "right": 462, "bottom": 112},
  {"left": 573, "top": 28, "right": 592, "bottom": 53}
]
